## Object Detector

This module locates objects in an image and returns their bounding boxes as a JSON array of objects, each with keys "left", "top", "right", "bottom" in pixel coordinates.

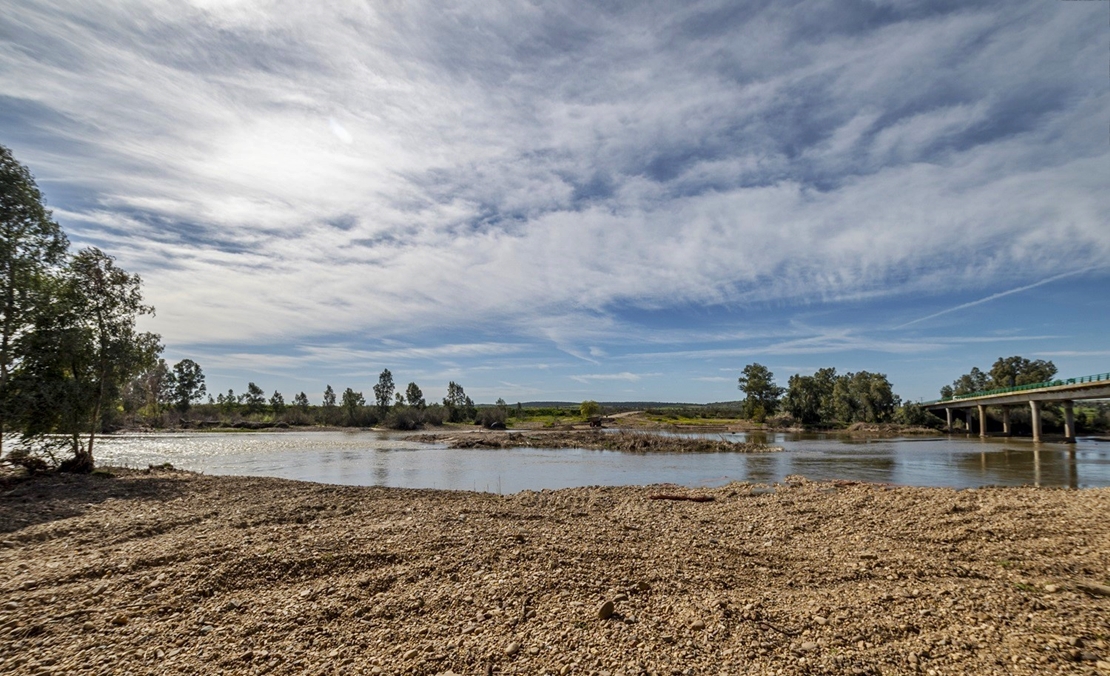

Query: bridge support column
[
  {"left": 977, "top": 404, "right": 987, "bottom": 438},
  {"left": 1030, "top": 400, "right": 1042, "bottom": 443},
  {"left": 945, "top": 408, "right": 952, "bottom": 432},
  {"left": 1002, "top": 407, "right": 1011, "bottom": 436},
  {"left": 1063, "top": 400, "right": 1076, "bottom": 443},
  {"left": 965, "top": 409, "right": 974, "bottom": 436}
]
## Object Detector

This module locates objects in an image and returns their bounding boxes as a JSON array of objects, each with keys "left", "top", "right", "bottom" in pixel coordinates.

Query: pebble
[
  {"left": 690, "top": 619, "right": 706, "bottom": 630},
  {"left": 598, "top": 600, "right": 615, "bottom": 620},
  {"left": 505, "top": 641, "right": 521, "bottom": 656},
  {"left": 1044, "top": 584, "right": 1059, "bottom": 593},
  {"left": 110, "top": 614, "right": 128, "bottom": 626},
  {"left": 402, "top": 648, "right": 418, "bottom": 660}
]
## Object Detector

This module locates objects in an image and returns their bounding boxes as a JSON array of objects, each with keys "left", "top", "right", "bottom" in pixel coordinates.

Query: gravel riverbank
[
  {"left": 411, "top": 430, "right": 780, "bottom": 454},
  {"left": 1, "top": 469, "right": 1108, "bottom": 675}
]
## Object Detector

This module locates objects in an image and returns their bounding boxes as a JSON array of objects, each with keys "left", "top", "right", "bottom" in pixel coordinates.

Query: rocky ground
[
  {"left": 410, "top": 430, "right": 780, "bottom": 454},
  {"left": 1, "top": 469, "right": 1108, "bottom": 676}
]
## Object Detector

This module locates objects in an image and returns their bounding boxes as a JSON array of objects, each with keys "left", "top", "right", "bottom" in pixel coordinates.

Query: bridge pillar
[
  {"left": 1063, "top": 400, "right": 1076, "bottom": 443},
  {"left": 965, "top": 409, "right": 974, "bottom": 436},
  {"left": 1002, "top": 407, "right": 1011, "bottom": 436},
  {"left": 945, "top": 408, "right": 952, "bottom": 432},
  {"left": 1030, "top": 400, "right": 1042, "bottom": 443},
  {"left": 977, "top": 404, "right": 987, "bottom": 437}
]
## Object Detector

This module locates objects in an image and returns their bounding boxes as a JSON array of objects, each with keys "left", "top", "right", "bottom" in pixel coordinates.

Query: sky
[{"left": 2, "top": 0, "right": 1108, "bottom": 405}]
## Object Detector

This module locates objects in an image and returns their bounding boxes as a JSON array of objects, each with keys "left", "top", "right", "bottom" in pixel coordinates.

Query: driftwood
[{"left": 648, "top": 494, "right": 714, "bottom": 502}]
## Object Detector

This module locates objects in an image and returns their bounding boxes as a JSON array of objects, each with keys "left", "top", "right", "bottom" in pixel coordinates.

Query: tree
[
  {"left": 21, "top": 248, "right": 162, "bottom": 471},
  {"left": 0, "top": 145, "right": 69, "bottom": 458},
  {"left": 217, "top": 388, "right": 237, "bottom": 414},
  {"left": 293, "top": 391, "right": 309, "bottom": 411},
  {"left": 341, "top": 387, "right": 365, "bottom": 425},
  {"left": 122, "top": 358, "right": 172, "bottom": 416},
  {"left": 323, "top": 384, "right": 336, "bottom": 408},
  {"left": 170, "top": 358, "right": 206, "bottom": 414},
  {"left": 442, "top": 381, "right": 475, "bottom": 422},
  {"left": 988, "top": 356, "right": 1056, "bottom": 388},
  {"left": 580, "top": 400, "right": 601, "bottom": 418},
  {"left": 830, "top": 371, "right": 896, "bottom": 423},
  {"left": 270, "top": 391, "right": 285, "bottom": 414},
  {"left": 373, "top": 368, "right": 395, "bottom": 412},
  {"left": 737, "top": 363, "right": 783, "bottom": 422},
  {"left": 241, "top": 382, "right": 266, "bottom": 414},
  {"left": 405, "top": 382, "right": 425, "bottom": 408}
]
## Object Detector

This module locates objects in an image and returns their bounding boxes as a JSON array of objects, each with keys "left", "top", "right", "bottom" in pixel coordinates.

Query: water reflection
[{"left": 91, "top": 431, "right": 1110, "bottom": 492}]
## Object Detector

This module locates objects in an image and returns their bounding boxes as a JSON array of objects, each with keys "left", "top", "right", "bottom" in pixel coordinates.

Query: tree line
[
  {"left": 736, "top": 363, "right": 939, "bottom": 428},
  {"left": 123, "top": 365, "right": 504, "bottom": 431}
]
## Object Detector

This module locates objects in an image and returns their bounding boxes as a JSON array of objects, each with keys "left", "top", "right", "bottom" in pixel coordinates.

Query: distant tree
[
  {"left": 738, "top": 363, "right": 783, "bottom": 422},
  {"left": 270, "top": 391, "right": 285, "bottom": 414},
  {"left": 951, "top": 367, "right": 990, "bottom": 396},
  {"left": 123, "top": 358, "right": 173, "bottom": 415},
  {"left": 217, "top": 388, "right": 237, "bottom": 414},
  {"left": 782, "top": 368, "right": 838, "bottom": 425},
  {"left": 293, "top": 391, "right": 309, "bottom": 411},
  {"left": 988, "top": 356, "right": 1056, "bottom": 388},
  {"left": 341, "top": 387, "right": 365, "bottom": 425},
  {"left": 443, "top": 381, "right": 472, "bottom": 422},
  {"left": 373, "top": 369, "right": 395, "bottom": 412},
  {"left": 940, "top": 384, "right": 954, "bottom": 399},
  {"left": 170, "top": 358, "right": 206, "bottom": 414},
  {"left": 580, "top": 400, "right": 601, "bottom": 418},
  {"left": 0, "top": 145, "right": 69, "bottom": 458},
  {"left": 405, "top": 382, "right": 425, "bottom": 408},
  {"left": 241, "top": 382, "right": 266, "bottom": 415},
  {"left": 323, "top": 384, "right": 336, "bottom": 408},
  {"left": 830, "top": 371, "right": 896, "bottom": 423}
]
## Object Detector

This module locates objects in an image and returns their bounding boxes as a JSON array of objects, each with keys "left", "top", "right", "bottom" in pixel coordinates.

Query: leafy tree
[
  {"left": 441, "top": 381, "right": 477, "bottom": 422},
  {"left": 405, "top": 382, "right": 425, "bottom": 408},
  {"left": 270, "top": 391, "right": 285, "bottom": 414},
  {"left": 122, "top": 358, "right": 172, "bottom": 415},
  {"left": 170, "top": 358, "right": 206, "bottom": 414},
  {"left": 341, "top": 387, "right": 365, "bottom": 425},
  {"left": 241, "top": 382, "right": 266, "bottom": 415},
  {"left": 293, "top": 391, "right": 309, "bottom": 411},
  {"left": 0, "top": 145, "right": 69, "bottom": 457},
  {"left": 737, "top": 363, "right": 783, "bottom": 422},
  {"left": 217, "top": 388, "right": 237, "bottom": 414},
  {"left": 373, "top": 368, "right": 395, "bottom": 412},
  {"left": 988, "top": 356, "right": 1056, "bottom": 388},
  {"left": 580, "top": 400, "right": 601, "bottom": 418},
  {"left": 831, "top": 371, "right": 896, "bottom": 423},
  {"left": 782, "top": 368, "right": 837, "bottom": 425},
  {"left": 16, "top": 248, "right": 161, "bottom": 471},
  {"left": 323, "top": 384, "right": 336, "bottom": 408}
]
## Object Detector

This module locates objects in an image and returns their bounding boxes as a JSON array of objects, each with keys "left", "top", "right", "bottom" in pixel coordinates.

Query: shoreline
[{"left": 1, "top": 470, "right": 1107, "bottom": 675}]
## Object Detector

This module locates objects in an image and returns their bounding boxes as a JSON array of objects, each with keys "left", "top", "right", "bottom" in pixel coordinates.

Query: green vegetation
[
  {"left": 0, "top": 145, "right": 162, "bottom": 471},
  {"left": 737, "top": 363, "right": 783, "bottom": 422}
]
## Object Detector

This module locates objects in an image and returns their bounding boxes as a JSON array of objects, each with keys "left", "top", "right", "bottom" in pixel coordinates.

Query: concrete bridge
[{"left": 922, "top": 373, "right": 1110, "bottom": 443}]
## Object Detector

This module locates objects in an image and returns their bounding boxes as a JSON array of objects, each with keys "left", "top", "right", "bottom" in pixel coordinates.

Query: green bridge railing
[{"left": 922, "top": 372, "right": 1110, "bottom": 406}]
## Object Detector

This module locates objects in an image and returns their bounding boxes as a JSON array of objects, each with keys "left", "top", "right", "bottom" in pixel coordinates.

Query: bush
[
  {"left": 422, "top": 404, "right": 446, "bottom": 426},
  {"left": 384, "top": 406, "right": 424, "bottom": 430},
  {"left": 475, "top": 407, "right": 507, "bottom": 429}
]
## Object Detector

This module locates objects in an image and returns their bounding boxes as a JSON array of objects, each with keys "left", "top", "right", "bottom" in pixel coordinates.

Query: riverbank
[
  {"left": 411, "top": 429, "right": 781, "bottom": 453},
  {"left": 2, "top": 470, "right": 1108, "bottom": 675}
]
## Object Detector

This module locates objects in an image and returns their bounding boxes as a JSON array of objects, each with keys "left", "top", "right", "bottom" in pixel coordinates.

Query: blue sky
[{"left": 2, "top": 0, "right": 1108, "bottom": 404}]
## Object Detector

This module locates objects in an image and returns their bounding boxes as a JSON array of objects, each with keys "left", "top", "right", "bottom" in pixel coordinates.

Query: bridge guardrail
[{"left": 922, "top": 372, "right": 1110, "bottom": 406}]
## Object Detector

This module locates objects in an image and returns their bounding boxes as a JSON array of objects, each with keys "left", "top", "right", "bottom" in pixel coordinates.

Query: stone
[
  {"left": 403, "top": 648, "right": 418, "bottom": 660},
  {"left": 690, "top": 619, "right": 706, "bottom": 630},
  {"left": 614, "top": 593, "right": 628, "bottom": 602},
  {"left": 462, "top": 624, "right": 476, "bottom": 635},
  {"left": 110, "top": 614, "right": 129, "bottom": 626},
  {"left": 505, "top": 641, "right": 521, "bottom": 656},
  {"left": 1076, "top": 580, "right": 1110, "bottom": 597},
  {"left": 598, "top": 600, "right": 615, "bottom": 620},
  {"left": 1043, "top": 584, "right": 1059, "bottom": 593},
  {"left": 814, "top": 615, "right": 828, "bottom": 625},
  {"left": 800, "top": 642, "right": 818, "bottom": 652}
]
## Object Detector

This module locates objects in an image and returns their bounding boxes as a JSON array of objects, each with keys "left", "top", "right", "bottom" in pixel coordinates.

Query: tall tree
[
  {"left": 240, "top": 382, "right": 266, "bottom": 414},
  {"left": 988, "top": 356, "right": 1056, "bottom": 388},
  {"left": 323, "top": 385, "right": 336, "bottom": 408},
  {"left": 405, "top": 382, "right": 425, "bottom": 408},
  {"left": 270, "top": 391, "right": 285, "bottom": 414},
  {"left": 24, "top": 248, "right": 162, "bottom": 471},
  {"left": 0, "top": 145, "right": 69, "bottom": 457},
  {"left": 737, "top": 363, "right": 783, "bottom": 421},
  {"left": 170, "top": 358, "right": 206, "bottom": 413},
  {"left": 293, "top": 392, "right": 310, "bottom": 411},
  {"left": 373, "top": 368, "right": 395, "bottom": 412},
  {"left": 341, "top": 387, "right": 365, "bottom": 425}
]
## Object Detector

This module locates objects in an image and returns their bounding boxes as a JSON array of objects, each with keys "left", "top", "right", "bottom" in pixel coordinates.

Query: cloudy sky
[{"left": 2, "top": 0, "right": 1108, "bottom": 404}]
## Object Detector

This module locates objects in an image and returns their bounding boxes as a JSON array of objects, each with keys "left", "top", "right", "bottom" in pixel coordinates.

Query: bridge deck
[{"left": 923, "top": 373, "right": 1110, "bottom": 409}]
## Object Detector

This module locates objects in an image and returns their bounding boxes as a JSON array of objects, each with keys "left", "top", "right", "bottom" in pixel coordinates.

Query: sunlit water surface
[{"left": 91, "top": 431, "right": 1110, "bottom": 492}]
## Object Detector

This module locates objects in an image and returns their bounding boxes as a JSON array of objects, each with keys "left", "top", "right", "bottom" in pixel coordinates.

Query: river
[{"left": 90, "top": 430, "right": 1110, "bottom": 492}]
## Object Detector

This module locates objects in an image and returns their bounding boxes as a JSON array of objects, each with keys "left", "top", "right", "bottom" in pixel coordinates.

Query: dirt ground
[{"left": 1, "top": 469, "right": 1108, "bottom": 676}]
